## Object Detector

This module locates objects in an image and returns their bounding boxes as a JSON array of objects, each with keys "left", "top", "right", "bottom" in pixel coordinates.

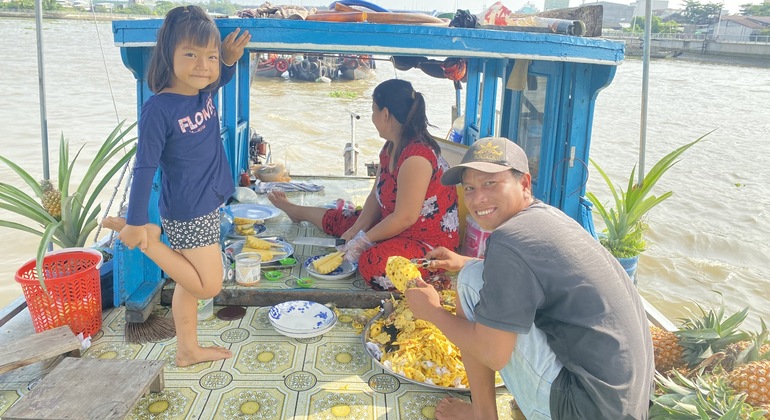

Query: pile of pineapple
[{"left": 650, "top": 302, "right": 770, "bottom": 418}]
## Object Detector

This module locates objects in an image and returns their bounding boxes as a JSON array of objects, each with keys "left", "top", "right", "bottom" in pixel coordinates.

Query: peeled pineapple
[
  {"left": 245, "top": 236, "right": 282, "bottom": 250},
  {"left": 40, "top": 179, "right": 61, "bottom": 219},
  {"left": 241, "top": 248, "right": 286, "bottom": 261},
  {"left": 385, "top": 256, "right": 422, "bottom": 292},
  {"left": 234, "top": 217, "right": 263, "bottom": 225},
  {"left": 312, "top": 251, "right": 344, "bottom": 274}
]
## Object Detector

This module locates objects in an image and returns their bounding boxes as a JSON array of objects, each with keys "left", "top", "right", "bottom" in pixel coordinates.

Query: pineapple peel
[
  {"left": 312, "top": 251, "right": 344, "bottom": 274},
  {"left": 385, "top": 256, "right": 422, "bottom": 292}
]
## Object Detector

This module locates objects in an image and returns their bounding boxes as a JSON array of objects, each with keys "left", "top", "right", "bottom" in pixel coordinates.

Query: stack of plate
[{"left": 268, "top": 300, "right": 337, "bottom": 338}]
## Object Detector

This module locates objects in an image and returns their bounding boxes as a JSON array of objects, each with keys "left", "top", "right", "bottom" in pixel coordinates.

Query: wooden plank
[
  {"left": 3, "top": 358, "right": 165, "bottom": 420},
  {"left": 0, "top": 326, "right": 81, "bottom": 375},
  {"left": 162, "top": 287, "right": 393, "bottom": 309}
]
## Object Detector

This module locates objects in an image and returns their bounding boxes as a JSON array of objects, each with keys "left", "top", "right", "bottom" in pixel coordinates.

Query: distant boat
[
  {"left": 287, "top": 54, "right": 340, "bottom": 82},
  {"left": 250, "top": 53, "right": 290, "bottom": 80},
  {"left": 338, "top": 55, "right": 376, "bottom": 80}
]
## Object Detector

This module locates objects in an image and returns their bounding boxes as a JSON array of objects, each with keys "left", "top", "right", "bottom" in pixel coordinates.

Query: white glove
[{"left": 340, "top": 230, "right": 373, "bottom": 263}]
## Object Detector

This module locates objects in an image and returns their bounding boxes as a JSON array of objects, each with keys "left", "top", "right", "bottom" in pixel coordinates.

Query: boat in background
[
  {"left": 287, "top": 53, "right": 340, "bottom": 82},
  {"left": 249, "top": 52, "right": 290, "bottom": 80},
  {"left": 338, "top": 54, "right": 376, "bottom": 80}
]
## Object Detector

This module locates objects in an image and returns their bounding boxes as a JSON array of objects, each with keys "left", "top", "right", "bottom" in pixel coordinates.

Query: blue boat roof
[{"left": 113, "top": 18, "right": 624, "bottom": 65}]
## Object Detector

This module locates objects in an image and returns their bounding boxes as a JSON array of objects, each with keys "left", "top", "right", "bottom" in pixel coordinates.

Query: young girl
[
  {"left": 103, "top": 5, "right": 250, "bottom": 366},
  {"left": 268, "top": 79, "right": 459, "bottom": 290}
]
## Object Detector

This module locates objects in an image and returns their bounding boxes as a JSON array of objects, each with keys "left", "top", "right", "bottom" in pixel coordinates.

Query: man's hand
[
  {"left": 404, "top": 278, "right": 443, "bottom": 321},
  {"left": 423, "top": 246, "right": 472, "bottom": 272},
  {"left": 221, "top": 28, "right": 251, "bottom": 66},
  {"left": 119, "top": 224, "right": 149, "bottom": 252}
]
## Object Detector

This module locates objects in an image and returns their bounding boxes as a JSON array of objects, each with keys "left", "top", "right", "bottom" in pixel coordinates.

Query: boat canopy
[{"left": 112, "top": 18, "right": 624, "bottom": 309}]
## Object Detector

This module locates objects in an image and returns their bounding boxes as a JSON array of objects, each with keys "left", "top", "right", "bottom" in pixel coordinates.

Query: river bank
[{"left": 0, "top": 10, "right": 151, "bottom": 21}]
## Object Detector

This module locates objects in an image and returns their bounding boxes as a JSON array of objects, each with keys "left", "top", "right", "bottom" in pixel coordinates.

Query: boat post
[
  {"left": 344, "top": 112, "right": 360, "bottom": 175},
  {"left": 34, "top": 0, "right": 50, "bottom": 181}
]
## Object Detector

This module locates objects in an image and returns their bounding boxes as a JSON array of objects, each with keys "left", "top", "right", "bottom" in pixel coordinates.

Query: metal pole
[
  {"left": 639, "top": 0, "right": 652, "bottom": 184},
  {"left": 35, "top": 0, "right": 51, "bottom": 181}
]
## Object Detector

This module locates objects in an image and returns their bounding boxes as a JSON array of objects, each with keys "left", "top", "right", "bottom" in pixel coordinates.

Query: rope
[{"left": 88, "top": 11, "right": 133, "bottom": 246}]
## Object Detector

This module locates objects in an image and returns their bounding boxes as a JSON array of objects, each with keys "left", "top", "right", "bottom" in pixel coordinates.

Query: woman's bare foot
[
  {"left": 101, "top": 216, "right": 126, "bottom": 231},
  {"left": 267, "top": 190, "right": 300, "bottom": 222},
  {"left": 176, "top": 345, "right": 232, "bottom": 367},
  {"left": 436, "top": 397, "right": 474, "bottom": 420}
]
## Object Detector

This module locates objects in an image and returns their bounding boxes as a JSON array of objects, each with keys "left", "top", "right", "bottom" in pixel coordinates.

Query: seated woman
[{"left": 268, "top": 78, "right": 459, "bottom": 290}]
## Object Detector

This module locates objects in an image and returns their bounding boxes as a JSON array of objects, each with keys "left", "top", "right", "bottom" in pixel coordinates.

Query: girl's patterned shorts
[{"left": 161, "top": 209, "right": 219, "bottom": 250}]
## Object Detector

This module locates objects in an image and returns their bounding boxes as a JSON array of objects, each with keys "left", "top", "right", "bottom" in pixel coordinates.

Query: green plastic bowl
[
  {"left": 278, "top": 257, "right": 297, "bottom": 266},
  {"left": 296, "top": 277, "right": 315, "bottom": 288},
  {"left": 263, "top": 270, "right": 284, "bottom": 281}
]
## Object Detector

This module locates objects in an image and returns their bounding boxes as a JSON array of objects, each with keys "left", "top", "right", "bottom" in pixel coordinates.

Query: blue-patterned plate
[
  {"left": 268, "top": 300, "right": 336, "bottom": 334},
  {"left": 304, "top": 254, "right": 358, "bottom": 281}
]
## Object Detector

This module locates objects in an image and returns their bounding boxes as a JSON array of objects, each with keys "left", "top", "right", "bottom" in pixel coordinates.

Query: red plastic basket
[{"left": 15, "top": 248, "right": 103, "bottom": 337}]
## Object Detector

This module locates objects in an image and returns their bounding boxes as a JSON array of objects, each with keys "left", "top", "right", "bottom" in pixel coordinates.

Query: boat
[
  {"left": 249, "top": 52, "right": 290, "bottom": 79},
  {"left": 338, "top": 54, "right": 376, "bottom": 80},
  {"left": 1, "top": 12, "right": 680, "bottom": 419},
  {"left": 286, "top": 53, "right": 340, "bottom": 82}
]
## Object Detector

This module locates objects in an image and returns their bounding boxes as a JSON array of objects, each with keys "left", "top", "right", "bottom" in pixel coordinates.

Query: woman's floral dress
[{"left": 320, "top": 141, "right": 459, "bottom": 289}]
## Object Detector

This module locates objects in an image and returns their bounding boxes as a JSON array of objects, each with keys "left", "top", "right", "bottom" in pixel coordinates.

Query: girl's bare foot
[
  {"left": 267, "top": 190, "right": 300, "bottom": 222},
  {"left": 101, "top": 217, "right": 162, "bottom": 242},
  {"left": 436, "top": 397, "right": 474, "bottom": 420},
  {"left": 176, "top": 345, "right": 232, "bottom": 367}
]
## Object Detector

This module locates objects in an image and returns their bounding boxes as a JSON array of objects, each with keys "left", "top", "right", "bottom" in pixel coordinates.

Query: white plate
[
  {"left": 304, "top": 254, "right": 358, "bottom": 281},
  {"left": 224, "top": 239, "right": 294, "bottom": 264},
  {"left": 270, "top": 317, "right": 336, "bottom": 335},
  {"left": 228, "top": 204, "right": 281, "bottom": 220},
  {"left": 268, "top": 301, "right": 336, "bottom": 334}
]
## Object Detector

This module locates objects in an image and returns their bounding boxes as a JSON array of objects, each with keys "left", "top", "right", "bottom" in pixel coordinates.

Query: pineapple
[
  {"left": 650, "top": 325, "right": 685, "bottom": 373},
  {"left": 385, "top": 256, "right": 422, "bottom": 292},
  {"left": 312, "top": 251, "right": 344, "bottom": 274},
  {"left": 650, "top": 370, "right": 768, "bottom": 419},
  {"left": 723, "top": 321, "right": 770, "bottom": 408},
  {"left": 726, "top": 360, "right": 770, "bottom": 408},
  {"left": 40, "top": 179, "right": 62, "bottom": 219}
]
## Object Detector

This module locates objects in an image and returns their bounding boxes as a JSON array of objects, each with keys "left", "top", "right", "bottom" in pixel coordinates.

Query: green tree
[
  {"left": 680, "top": 0, "right": 724, "bottom": 24},
  {"left": 153, "top": 1, "right": 178, "bottom": 16},
  {"left": 629, "top": 16, "right": 663, "bottom": 33},
  {"left": 740, "top": 3, "right": 770, "bottom": 16}
]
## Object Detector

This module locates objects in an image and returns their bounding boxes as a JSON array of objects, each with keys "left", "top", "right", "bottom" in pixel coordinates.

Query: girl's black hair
[
  {"left": 147, "top": 5, "right": 222, "bottom": 94},
  {"left": 372, "top": 79, "right": 441, "bottom": 165}
]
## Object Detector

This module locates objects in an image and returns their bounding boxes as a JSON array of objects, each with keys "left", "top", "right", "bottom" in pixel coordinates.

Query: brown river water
[{"left": 1, "top": 18, "right": 769, "bottom": 332}]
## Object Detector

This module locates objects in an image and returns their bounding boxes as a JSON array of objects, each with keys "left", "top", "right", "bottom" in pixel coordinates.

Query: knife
[{"left": 292, "top": 237, "right": 346, "bottom": 247}]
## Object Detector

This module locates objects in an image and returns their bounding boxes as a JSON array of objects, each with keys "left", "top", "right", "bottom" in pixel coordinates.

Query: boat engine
[{"left": 249, "top": 128, "right": 271, "bottom": 165}]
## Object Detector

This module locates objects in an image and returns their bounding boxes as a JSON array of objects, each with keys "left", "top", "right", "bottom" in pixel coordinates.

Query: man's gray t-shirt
[{"left": 475, "top": 201, "right": 653, "bottom": 419}]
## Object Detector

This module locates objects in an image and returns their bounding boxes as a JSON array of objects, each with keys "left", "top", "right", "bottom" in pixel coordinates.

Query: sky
[{"left": 314, "top": 0, "right": 763, "bottom": 15}]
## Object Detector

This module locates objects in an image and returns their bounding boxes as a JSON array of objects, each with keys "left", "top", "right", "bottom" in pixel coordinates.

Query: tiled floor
[{"left": 0, "top": 179, "right": 515, "bottom": 419}]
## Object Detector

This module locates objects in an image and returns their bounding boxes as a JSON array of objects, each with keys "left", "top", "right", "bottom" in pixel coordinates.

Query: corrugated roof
[{"left": 723, "top": 15, "right": 770, "bottom": 29}]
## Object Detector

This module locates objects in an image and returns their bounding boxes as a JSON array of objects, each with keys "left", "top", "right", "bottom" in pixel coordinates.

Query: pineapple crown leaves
[
  {"left": 586, "top": 131, "right": 711, "bottom": 258},
  {"left": 650, "top": 370, "right": 767, "bottom": 419},
  {"left": 676, "top": 301, "right": 751, "bottom": 367},
  {"left": 0, "top": 120, "right": 137, "bottom": 291},
  {"left": 734, "top": 319, "right": 770, "bottom": 365}
]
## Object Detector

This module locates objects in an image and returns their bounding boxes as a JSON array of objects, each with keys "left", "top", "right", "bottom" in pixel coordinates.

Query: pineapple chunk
[
  {"left": 234, "top": 217, "right": 264, "bottom": 225},
  {"left": 385, "top": 256, "right": 422, "bottom": 292},
  {"left": 241, "top": 247, "right": 286, "bottom": 261},
  {"left": 312, "top": 251, "right": 344, "bottom": 274},
  {"left": 245, "top": 236, "right": 281, "bottom": 250}
]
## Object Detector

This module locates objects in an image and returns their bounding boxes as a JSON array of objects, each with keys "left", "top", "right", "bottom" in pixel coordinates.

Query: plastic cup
[{"left": 235, "top": 252, "right": 262, "bottom": 286}]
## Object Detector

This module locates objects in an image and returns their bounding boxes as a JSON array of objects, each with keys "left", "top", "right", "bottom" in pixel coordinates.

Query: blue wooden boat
[{"left": 2, "top": 16, "right": 673, "bottom": 419}]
